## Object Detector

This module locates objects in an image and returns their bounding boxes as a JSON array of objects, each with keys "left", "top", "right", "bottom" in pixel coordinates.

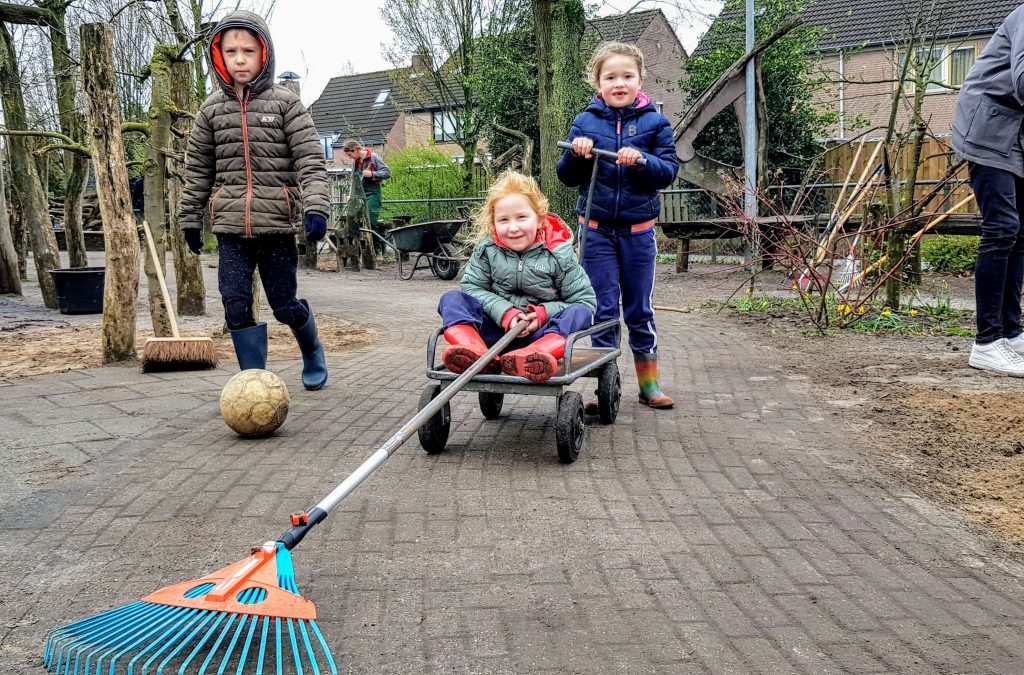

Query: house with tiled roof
[
  {"left": 696, "top": 0, "right": 1021, "bottom": 139},
  {"left": 586, "top": 9, "right": 690, "bottom": 124},
  {"left": 308, "top": 9, "right": 689, "bottom": 166}
]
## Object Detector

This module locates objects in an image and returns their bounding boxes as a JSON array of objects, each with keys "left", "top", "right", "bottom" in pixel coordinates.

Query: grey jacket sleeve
[
  {"left": 180, "top": 104, "right": 216, "bottom": 230},
  {"left": 1012, "top": 17, "right": 1024, "bottom": 105},
  {"left": 284, "top": 98, "right": 330, "bottom": 217},
  {"left": 370, "top": 152, "right": 391, "bottom": 181}
]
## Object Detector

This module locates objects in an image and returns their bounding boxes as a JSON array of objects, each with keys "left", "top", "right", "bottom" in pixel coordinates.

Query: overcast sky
[{"left": 268, "top": 0, "right": 724, "bottom": 106}]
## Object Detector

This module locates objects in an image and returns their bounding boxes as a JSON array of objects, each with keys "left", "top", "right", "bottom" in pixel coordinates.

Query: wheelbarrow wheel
[
  {"left": 430, "top": 243, "right": 460, "bottom": 280},
  {"left": 596, "top": 363, "right": 621, "bottom": 425},
  {"left": 555, "top": 391, "right": 585, "bottom": 464},
  {"left": 418, "top": 384, "right": 451, "bottom": 454},
  {"left": 478, "top": 392, "right": 504, "bottom": 419}
]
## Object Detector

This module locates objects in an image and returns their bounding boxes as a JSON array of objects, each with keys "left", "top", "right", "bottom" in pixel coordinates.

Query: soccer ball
[{"left": 220, "top": 369, "right": 290, "bottom": 437}]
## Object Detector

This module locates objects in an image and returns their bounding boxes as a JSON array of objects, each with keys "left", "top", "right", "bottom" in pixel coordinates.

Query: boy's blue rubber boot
[
  {"left": 229, "top": 322, "right": 268, "bottom": 370},
  {"left": 290, "top": 300, "right": 328, "bottom": 390}
]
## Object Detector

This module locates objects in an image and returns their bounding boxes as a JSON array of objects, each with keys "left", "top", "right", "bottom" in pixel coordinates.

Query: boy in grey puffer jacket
[
  {"left": 180, "top": 11, "right": 330, "bottom": 390},
  {"left": 437, "top": 172, "right": 596, "bottom": 383}
]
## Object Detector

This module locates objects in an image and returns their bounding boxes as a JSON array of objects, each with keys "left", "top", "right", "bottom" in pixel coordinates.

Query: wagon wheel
[
  {"left": 417, "top": 384, "right": 451, "bottom": 454},
  {"left": 555, "top": 391, "right": 585, "bottom": 464},
  {"left": 429, "top": 243, "right": 461, "bottom": 280},
  {"left": 478, "top": 392, "right": 504, "bottom": 419},
  {"left": 596, "top": 363, "right": 621, "bottom": 425}
]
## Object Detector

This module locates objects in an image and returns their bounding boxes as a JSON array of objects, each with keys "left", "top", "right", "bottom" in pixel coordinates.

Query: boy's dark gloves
[
  {"left": 183, "top": 228, "right": 203, "bottom": 254},
  {"left": 304, "top": 213, "right": 327, "bottom": 242}
]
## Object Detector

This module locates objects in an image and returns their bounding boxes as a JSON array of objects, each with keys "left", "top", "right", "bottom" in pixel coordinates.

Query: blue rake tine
[
  {"left": 54, "top": 602, "right": 168, "bottom": 675},
  {"left": 175, "top": 610, "right": 228, "bottom": 674},
  {"left": 286, "top": 618, "right": 304, "bottom": 675},
  {"left": 125, "top": 607, "right": 210, "bottom": 674},
  {"left": 108, "top": 606, "right": 203, "bottom": 674},
  {"left": 215, "top": 607, "right": 256, "bottom": 674},
  {"left": 255, "top": 616, "right": 270, "bottom": 675},
  {"left": 195, "top": 611, "right": 239, "bottom": 674},
  {"left": 308, "top": 621, "right": 337, "bottom": 674},
  {"left": 232, "top": 611, "right": 262, "bottom": 675},
  {"left": 152, "top": 610, "right": 221, "bottom": 673},
  {"left": 295, "top": 619, "right": 320, "bottom": 675},
  {"left": 46, "top": 602, "right": 152, "bottom": 670}
]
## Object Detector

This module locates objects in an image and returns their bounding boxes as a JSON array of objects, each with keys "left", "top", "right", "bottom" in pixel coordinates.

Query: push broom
[
  {"left": 139, "top": 220, "right": 218, "bottom": 373},
  {"left": 44, "top": 323, "right": 522, "bottom": 674}
]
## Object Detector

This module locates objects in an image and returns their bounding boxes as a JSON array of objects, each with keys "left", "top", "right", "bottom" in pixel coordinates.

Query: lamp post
[{"left": 744, "top": 0, "right": 758, "bottom": 256}]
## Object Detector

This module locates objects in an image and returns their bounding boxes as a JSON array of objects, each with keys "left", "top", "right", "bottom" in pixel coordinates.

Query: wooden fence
[{"left": 821, "top": 136, "right": 976, "bottom": 215}]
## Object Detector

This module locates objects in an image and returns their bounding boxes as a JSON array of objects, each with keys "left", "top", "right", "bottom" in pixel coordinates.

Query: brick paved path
[{"left": 2, "top": 263, "right": 1024, "bottom": 673}]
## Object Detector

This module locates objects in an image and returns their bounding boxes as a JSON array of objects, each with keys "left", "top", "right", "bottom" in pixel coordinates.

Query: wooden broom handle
[{"left": 141, "top": 220, "right": 181, "bottom": 338}]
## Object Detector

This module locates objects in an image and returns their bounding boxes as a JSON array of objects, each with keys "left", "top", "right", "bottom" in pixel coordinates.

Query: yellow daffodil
[
  {"left": 744, "top": 288, "right": 752, "bottom": 295},
  {"left": 882, "top": 310, "right": 892, "bottom": 317},
  {"left": 910, "top": 309, "right": 918, "bottom": 316},
  {"left": 857, "top": 306, "right": 866, "bottom": 314}
]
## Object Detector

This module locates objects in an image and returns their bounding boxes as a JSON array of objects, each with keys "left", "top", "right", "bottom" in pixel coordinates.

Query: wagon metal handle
[{"left": 557, "top": 141, "right": 648, "bottom": 166}]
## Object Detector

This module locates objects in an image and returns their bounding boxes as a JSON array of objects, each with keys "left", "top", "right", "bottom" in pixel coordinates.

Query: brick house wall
[
  {"left": 638, "top": 20, "right": 689, "bottom": 126},
  {"left": 812, "top": 37, "right": 990, "bottom": 139}
]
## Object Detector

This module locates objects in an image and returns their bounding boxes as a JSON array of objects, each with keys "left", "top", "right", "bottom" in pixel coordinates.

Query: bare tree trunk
[
  {"left": 141, "top": 44, "right": 175, "bottom": 336},
  {"left": 43, "top": 0, "right": 90, "bottom": 268},
  {"left": 0, "top": 22, "right": 61, "bottom": 307},
  {"left": 82, "top": 22, "right": 139, "bottom": 363},
  {"left": 168, "top": 59, "right": 206, "bottom": 315},
  {"left": 0, "top": 160, "right": 20, "bottom": 294},
  {"left": 533, "top": 0, "right": 586, "bottom": 220}
]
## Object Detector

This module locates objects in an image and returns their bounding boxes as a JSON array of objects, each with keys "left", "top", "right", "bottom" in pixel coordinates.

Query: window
[
  {"left": 950, "top": 46, "right": 976, "bottom": 87},
  {"left": 432, "top": 111, "right": 462, "bottom": 142},
  {"left": 319, "top": 133, "right": 338, "bottom": 160},
  {"left": 899, "top": 47, "right": 944, "bottom": 93},
  {"left": 898, "top": 44, "right": 977, "bottom": 94},
  {"left": 372, "top": 89, "right": 390, "bottom": 107}
]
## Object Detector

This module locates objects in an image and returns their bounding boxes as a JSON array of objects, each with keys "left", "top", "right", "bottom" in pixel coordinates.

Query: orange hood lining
[{"left": 211, "top": 30, "right": 268, "bottom": 90}]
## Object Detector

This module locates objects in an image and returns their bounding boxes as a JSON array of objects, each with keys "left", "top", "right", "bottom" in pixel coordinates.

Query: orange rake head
[{"left": 44, "top": 542, "right": 337, "bottom": 674}]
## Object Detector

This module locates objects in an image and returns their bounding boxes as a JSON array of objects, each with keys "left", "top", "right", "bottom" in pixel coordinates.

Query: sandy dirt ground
[
  {"left": 0, "top": 310, "right": 374, "bottom": 379},
  {"left": 2, "top": 259, "right": 1021, "bottom": 558}
]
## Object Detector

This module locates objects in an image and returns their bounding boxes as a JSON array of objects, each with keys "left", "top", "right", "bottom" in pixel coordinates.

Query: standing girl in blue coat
[{"left": 558, "top": 41, "right": 680, "bottom": 409}]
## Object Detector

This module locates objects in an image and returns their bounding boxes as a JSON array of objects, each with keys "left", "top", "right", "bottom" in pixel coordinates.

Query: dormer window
[{"left": 372, "top": 89, "right": 390, "bottom": 107}]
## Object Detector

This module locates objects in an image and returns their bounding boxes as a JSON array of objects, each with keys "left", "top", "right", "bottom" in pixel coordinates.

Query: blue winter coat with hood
[{"left": 557, "top": 92, "right": 680, "bottom": 225}]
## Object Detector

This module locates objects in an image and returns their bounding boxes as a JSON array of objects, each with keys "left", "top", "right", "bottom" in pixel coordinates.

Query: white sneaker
[
  {"left": 1006, "top": 334, "right": 1024, "bottom": 356},
  {"left": 969, "top": 338, "right": 1024, "bottom": 376}
]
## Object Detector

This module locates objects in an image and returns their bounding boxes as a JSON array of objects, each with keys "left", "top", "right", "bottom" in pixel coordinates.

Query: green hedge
[{"left": 920, "top": 235, "right": 979, "bottom": 275}]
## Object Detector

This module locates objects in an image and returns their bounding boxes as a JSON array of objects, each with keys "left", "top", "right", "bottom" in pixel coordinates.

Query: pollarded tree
[
  {"left": 383, "top": 0, "right": 528, "bottom": 194},
  {"left": 683, "top": 0, "right": 835, "bottom": 183}
]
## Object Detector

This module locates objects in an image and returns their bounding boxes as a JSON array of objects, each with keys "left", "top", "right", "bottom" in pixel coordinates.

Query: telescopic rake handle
[
  {"left": 557, "top": 141, "right": 647, "bottom": 262},
  {"left": 276, "top": 323, "right": 524, "bottom": 550}
]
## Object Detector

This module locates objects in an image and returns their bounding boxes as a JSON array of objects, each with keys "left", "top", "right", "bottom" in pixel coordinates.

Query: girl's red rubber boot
[
  {"left": 442, "top": 324, "right": 500, "bottom": 374},
  {"left": 500, "top": 334, "right": 565, "bottom": 383}
]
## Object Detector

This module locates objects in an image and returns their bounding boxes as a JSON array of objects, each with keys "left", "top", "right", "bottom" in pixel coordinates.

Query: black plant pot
[{"left": 49, "top": 266, "right": 105, "bottom": 314}]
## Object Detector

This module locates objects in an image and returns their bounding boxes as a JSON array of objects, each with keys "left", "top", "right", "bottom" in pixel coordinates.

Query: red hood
[{"left": 495, "top": 213, "right": 572, "bottom": 252}]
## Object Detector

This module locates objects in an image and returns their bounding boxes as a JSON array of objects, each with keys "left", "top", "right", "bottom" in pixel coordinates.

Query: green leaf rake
[{"left": 43, "top": 325, "right": 522, "bottom": 674}]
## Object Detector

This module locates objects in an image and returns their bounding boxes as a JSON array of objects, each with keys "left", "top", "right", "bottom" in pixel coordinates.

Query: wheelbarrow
[
  {"left": 418, "top": 320, "right": 622, "bottom": 464},
  {"left": 361, "top": 219, "right": 468, "bottom": 281}
]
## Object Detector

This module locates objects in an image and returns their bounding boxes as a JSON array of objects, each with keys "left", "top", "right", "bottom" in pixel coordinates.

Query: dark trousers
[
  {"left": 969, "top": 162, "right": 1024, "bottom": 344},
  {"left": 217, "top": 233, "right": 308, "bottom": 330},
  {"left": 438, "top": 291, "right": 592, "bottom": 349},
  {"left": 580, "top": 224, "right": 658, "bottom": 352}
]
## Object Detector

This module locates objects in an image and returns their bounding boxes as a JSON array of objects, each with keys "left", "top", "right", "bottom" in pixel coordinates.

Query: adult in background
[
  {"left": 342, "top": 139, "right": 392, "bottom": 257},
  {"left": 953, "top": 5, "right": 1024, "bottom": 376}
]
